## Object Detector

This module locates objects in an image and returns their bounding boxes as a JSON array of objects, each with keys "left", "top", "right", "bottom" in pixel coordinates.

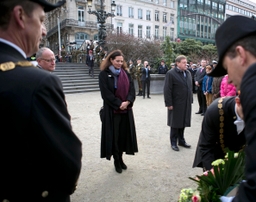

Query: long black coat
[
  {"left": 0, "top": 42, "right": 82, "bottom": 201},
  {"left": 192, "top": 96, "right": 245, "bottom": 170},
  {"left": 233, "top": 63, "right": 256, "bottom": 201},
  {"left": 164, "top": 67, "right": 193, "bottom": 128},
  {"left": 99, "top": 68, "right": 138, "bottom": 160}
]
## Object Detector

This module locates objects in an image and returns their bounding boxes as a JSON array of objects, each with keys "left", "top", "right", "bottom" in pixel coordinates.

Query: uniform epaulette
[{"left": 0, "top": 61, "right": 35, "bottom": 71}]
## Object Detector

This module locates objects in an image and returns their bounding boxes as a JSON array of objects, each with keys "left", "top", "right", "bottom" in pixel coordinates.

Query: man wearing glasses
[{"left": 36, "top": 47, "right": 56, "bottom": 72}]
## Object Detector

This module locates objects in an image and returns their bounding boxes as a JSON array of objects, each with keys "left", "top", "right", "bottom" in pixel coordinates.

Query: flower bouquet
[{"left": 178, "top": 150, "right": 245, "bottom": 202}]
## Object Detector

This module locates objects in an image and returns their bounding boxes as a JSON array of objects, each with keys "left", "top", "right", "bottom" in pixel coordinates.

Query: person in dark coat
[
  {"left": 188, "top": 63, "right": 198, "bottom": 93},
  {"left": 158, "top": 60, "right": 168, "bottom": 74},
  {"left": 86, "top": 49, "right": 95, "bottom": 77},
  {"left": 207, "top": 16, "right": 256, "bottom": 202},
  {"left": 193, "top": 96, "right": 245, "bottom": 171},
  {"left": 141, "top": 60, "right": 151, "bottom": 99},
  {"left": 99, "top": 49, "right": 138, "bottom": 174},
  {"left": 194, "top": 59, "right": 207, "bottom": 116},
  {"left": 164, "top": 55, "right": 193, "bottom": 151},
  {"left": 0, "top": 0, "right": 82, "bottom": 202}
]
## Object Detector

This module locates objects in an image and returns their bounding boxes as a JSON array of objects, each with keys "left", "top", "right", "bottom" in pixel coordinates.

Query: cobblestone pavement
[{"left": 66, "top": 92, "right": 203, "bottom": 202}]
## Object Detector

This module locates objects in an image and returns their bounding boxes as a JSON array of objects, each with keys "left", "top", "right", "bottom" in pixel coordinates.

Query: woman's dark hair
[{"left": 100, "top": 49, "right": 128, "bottom": 71}]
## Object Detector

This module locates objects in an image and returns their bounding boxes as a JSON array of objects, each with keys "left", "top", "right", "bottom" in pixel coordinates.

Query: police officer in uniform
[
  {"left": 135, "top": 59, "right": 143, "bottom": 96},
  {"left": 0, "top": 0, "right": 82, "bottom": 201}
]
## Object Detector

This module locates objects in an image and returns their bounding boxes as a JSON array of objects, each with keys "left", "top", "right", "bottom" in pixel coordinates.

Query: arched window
[{"left": 75, "top": 33, "right": 88, "bottom": 49}]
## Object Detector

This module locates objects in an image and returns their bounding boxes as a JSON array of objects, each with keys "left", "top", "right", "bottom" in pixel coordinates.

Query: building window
[
  {"left": 155, "top": 0, "right": 159, "bottom": 4},
  {"left": 129, "top": 7, "right": 134, "bottom": 18},
  {"left": 198, "top": 0, "right": 203, "bottom": 5},
  {"left": 78, "top": 6, "right": 84, "bottom": 22},
  {"left": 170, "top": 28, "right": 174, "bottom": 41},
  {"left": 138, "top": 25, "right": 143, "bottom": 38},
  {"left": 146, "top": 26, "right": 151, "bottom": 38},
  {"left": 146, "top": 10, "right": 151, "bottom": 21},
  {"left": 163, "top": 0, "right": 167, "bottom": 6},
  {"left": 163, "top": 12, "right": 167, "bottom": 23},
  {"left": 117, "top": 22, "right": 122, "bottom": 35},
  {"left": 138, "top": 9, "right": 143, "bottom": 19},
  {"left": 155, "top": 11, "right": 159, "bottom": 21},
  {"left": 129, "top": 24, "right": 134, "bottom": 36},
  {"left": 205, "top": 0, "right": 211, "bottom": 5},
  {"left": 117, "top": 5, "right": 122, "bottom": 16},
  {"left": 163, "top": 26, "right": 167, "bottom": 39},
  {"left": 155, "top": 25, "right": 159, "bottom": 39},
  {"left": 212, "top": 2, "right": 217, "bottom": 10},
  {"left": 170, "top": 1, "right": 174, "bottom": 8},
  {"left": 219, "top": 4, "right": 223, "bottom": 11},
  {"left": 170, "top": 14, "right": 174, "bottom": 26}
]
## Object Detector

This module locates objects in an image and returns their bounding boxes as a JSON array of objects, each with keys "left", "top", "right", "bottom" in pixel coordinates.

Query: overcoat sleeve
[
  {"left": 233, "top": 64, "right": 256, "bottom": 201},
  {"left": 164, "top": 70, "right": 173, "bottom": 107},
  {"left": 32, "top": 74, "right": 82, "bottom": 194},
  {"left": 196, "top": 99, "right": 220, "bottom": 170}
]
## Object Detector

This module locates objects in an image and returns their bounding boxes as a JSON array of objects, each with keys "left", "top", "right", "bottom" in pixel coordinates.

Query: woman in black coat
[{"left": 99, "top": 49, "right": 138, "bottom": 173}]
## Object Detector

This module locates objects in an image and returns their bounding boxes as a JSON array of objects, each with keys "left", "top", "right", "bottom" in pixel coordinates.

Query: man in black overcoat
[
  {"left": 194, "top": 59, "right": 207, "bottom": 115},
  {"left": 208, "top": 16, "right": 256, "bottom": 202},
  {"left": 193, "top": 96, "right": 245, "bottom": 171},
  {"left": 164, "top": 55, "right": 193, "bottom": 151},
  {"left": 0, "top": 0, "right": 82, "bottom": 201},
  {"left": 141, "top": 60, "right": 151, "bottom": 99}
]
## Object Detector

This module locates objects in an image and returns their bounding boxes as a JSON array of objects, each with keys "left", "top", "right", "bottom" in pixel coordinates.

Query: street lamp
[{"left": 87, "top": 0, "right": 116, "bottom": 47}]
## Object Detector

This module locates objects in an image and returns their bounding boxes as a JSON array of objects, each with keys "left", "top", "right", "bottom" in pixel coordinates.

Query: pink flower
[{"left": 192, "top": 191, "right": 201, "bottom": 202}]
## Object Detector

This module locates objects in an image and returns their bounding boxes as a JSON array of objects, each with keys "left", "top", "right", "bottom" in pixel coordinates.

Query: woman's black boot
[
  {"left": 114, "top": 159, "right": 122, "bottom": 173},
  {"left": 119, "top": 153, "right": 127, "bottom": 170}
]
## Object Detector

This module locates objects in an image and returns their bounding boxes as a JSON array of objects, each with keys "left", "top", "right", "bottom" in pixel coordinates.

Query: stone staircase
[{"left": 53, "top": 62, "right": 100, "bottom": 94}]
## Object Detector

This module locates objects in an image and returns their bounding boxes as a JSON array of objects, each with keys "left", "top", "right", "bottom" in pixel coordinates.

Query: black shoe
[
  {"left": 195, "top": 111, "right": 202, "bottom": 114},
  {"left": 114, "top": 160, "right": 122, "bottom": 173},
  {"left": 147, "top": 96, "right": 151, "bottom": 99},
  {"left": 201, "top": 113, "right": 204, "bottom": 116},
  {"left": 120, "top": 160, "right": 127, "bottom": 170},
  {"left": 178, "top": 143, "right": 191, "bottom": 148},
  {"left": 143, "top": 97, "right": 145, "bottom": 99},
  {"left": 171, "top": 145, "right": 179, "bottom": 151}
]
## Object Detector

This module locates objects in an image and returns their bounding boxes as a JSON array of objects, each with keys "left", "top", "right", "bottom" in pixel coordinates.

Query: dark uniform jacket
[
  {"left": 193, "top": 96, "right": 245, "bottom": 170},
  {"left": 99, "top": 68, "right": 138, "bottom": 160},
  {"left": 0, "top": 42, "right": 82, "bottom": 201},
  {"left": 158, "top": 64, "right": 168, "bottom": 74},
  {"left": 164, "top": 67, "right": 193, "bottom": 128},
  {"left": 233, "top": 63, "right": 256, "bottom": 201}
]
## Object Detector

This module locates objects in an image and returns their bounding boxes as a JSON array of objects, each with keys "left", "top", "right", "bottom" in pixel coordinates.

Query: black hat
[
  {"left": 29, "top": 0, "right": 66, "bottom": 12},
  {"left": 209, "top": 15, "right": 256, "bottom": 77}
]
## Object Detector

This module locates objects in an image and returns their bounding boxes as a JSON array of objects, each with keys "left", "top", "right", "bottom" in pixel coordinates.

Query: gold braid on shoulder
[{"left": 0, "top": 61, "right": 35, "bottom": 71}]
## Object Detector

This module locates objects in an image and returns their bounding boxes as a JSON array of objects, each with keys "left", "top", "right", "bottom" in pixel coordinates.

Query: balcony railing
[{"left": 47, "top": 19, "right": 108, "bottom": 37}]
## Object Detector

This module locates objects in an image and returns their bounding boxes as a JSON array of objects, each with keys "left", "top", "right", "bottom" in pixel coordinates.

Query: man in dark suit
[
  {"left": 86, "top": 49, "right": 95, "bottom": 77},
  {"left": 193, "top": 96, "right": 245, "bottom": 171},
  {"left": 208, "top": 16, "right": 256, "bottom": 202},
  {"left": 194, "top": 59, "right": 207, "bottom": 116},
  {"left": 164, "top": 55, "right": 193, "bottom": 151},
  {"left": 141, "top": 60, "right": 151, "bottom": 99},
  {"left": 0, "top": 0, "right": 82, "bottom": 201}
]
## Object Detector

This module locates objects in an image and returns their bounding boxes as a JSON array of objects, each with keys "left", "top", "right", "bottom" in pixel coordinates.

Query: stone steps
[{"left": 53, "top": 62, "right": 100, "bottom": 94}]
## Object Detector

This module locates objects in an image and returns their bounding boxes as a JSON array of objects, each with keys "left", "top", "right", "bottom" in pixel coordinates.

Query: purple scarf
[{"left": 114, "top": 69, "right": 130, "bottom": 113}]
